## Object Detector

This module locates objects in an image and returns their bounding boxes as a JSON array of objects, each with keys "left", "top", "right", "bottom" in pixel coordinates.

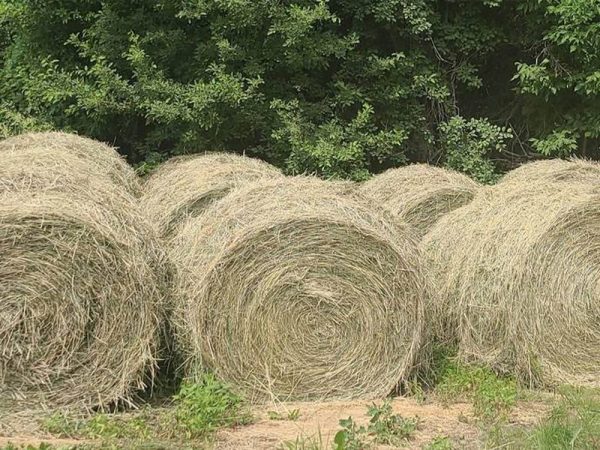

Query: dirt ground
[{"left": 0, "top": 397, "right": 550, "bottom": 449}]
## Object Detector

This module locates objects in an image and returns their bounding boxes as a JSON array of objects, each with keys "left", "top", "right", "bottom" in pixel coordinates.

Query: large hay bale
[
  {"left": 500, "top": 158, "right": 600, "bottom": 186},
  {"left": 422, "top": 182, "right": 600, "bottom": 388},
  {"left": 141, "top": 153, "right": 282, "bottom": 237},
  {"left": 0, "top": 189, "right": 166, "bottom": 410},
  {"left": 0, "top": 132, "right": 140, "bottom": 195},
  {"left": 359, "top": 164, "right": 480, "bottom": 237},
  {"left": 171, "top": 177, "right": 427, "bottom": 401}
]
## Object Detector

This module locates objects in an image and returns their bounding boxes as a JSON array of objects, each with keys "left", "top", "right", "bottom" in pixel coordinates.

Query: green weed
[
  {"left": 42, "top": 373, "right": 252, "bottom": 444},
  {"left": 367, "top": 401, "right": 418, "bottom": 445},
  {"left": 268, "top": 408, "right": 301, "bottom": 421},
  {"left": 43, "top": 411, "right": 151, "bottom": 441},
  {"left": 333, "top": 416, "right": 368, "bottom": 450},
  {"left": 333, "top": 400, "right": 418, "bottom": 449},
  {"left": 487, "top": 386, "right": 600, "bottom": 449},
  {"left": 172, "top": 373, "right": 253, "bottom": 438},
  {"left": 435, "top": 362, "right": 517, "bottom": 419},
  {"left": 0, "top": 444, "right": 89, "bottom": 450},
  {"left": 279, "top": 432, "right": 325, "bottom": 450},
  {"left": 43, "top": 412, "right": 85, "bottom": 438},
  {"left": 423, "top": 436, "right": 454, "bottom": 449}
]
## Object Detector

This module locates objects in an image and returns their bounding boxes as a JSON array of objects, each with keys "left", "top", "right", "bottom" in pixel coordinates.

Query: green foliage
[
  {"left": 423, "top": 436, "right": 454, "bottom": 450},
  {"left": 268, "top": 408, "right": 301, "bottom": 421},
  {"left": 0, "top": 0, "right": 598, "bottom": 174},
  {"left": 0, "top": 444, "right": 90, "bottom": 450},
  {"left": 173, "top": 374, "right": 253, "bottom": 438},
  {"left": 530, "top": 130, "right": 578, "bottom": 157},
  {"left": 43, "top": 410, "right": 154, "bottom": 441},
  {"left": 435, "top": 361, "right": 518, "bottom": 420},
  {"left": 273, "top": 100, "right": 407, "bottom": 180},
  {"left": 279, "top": 433, "right": 325, "bottom": 450},
  {"left": 486, "top": 387, "right": 600, "bottom": 449},
  {"left": 43, "top": 412, "right": 84, "bottom": 437},
  {"left": 512, "top": 0, "right": 600, "bottom": 156},
  {"left": 333, "top": 400, "right": 417, "bottom": 449},
  {"left": 0, "top": 103, "right": 53, "bottom": 139},
  {"left": 528, "top": 388, "right": 599, "bottom": 449},
  {"left": 333, "top": 417, "right": 368, "bottom": 450},
  {"left": 366, "top": 401, "right": 418, "bottom": 445},
  {"left": 440, "top": 116, "right": 511, "bottom": 184},
  {"left": 42, "top": 374, "right": 252, "bottom": 444}
]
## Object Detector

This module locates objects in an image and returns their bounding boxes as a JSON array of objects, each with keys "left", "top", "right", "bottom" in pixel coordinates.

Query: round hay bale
[
  {"left": 0, "top": 145, "right": 127, "bottom": 197},
  {"left": 422, "top": 182, "right": 600, "bottom": 388},
  {"left": 0, "top": 132, "right": 140, "bottom": 195},
  {"left": 171, "top": 177, "right": 427, "bottom": 401},
  {"left": 141, "top": 153, "right": 282, "bottom": 237},
  {"left": 359, "top": 164, "right": 480, "bottom": 237},
  {"left": 0, "top": 189, "right": 166, "bottom": 410},
  {"left": 500, "top": 158, "right": 600, "bottom": 187}
]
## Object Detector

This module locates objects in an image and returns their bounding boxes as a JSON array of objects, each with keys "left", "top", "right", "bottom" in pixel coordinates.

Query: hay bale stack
[
  {"left": 359, "top": 164, "right": 480, "bottom": 237},
  {"left": 141, "top": 153, "right": 282, "bottom": 237},
  {"left": 0, "top": 188, "right": 166, "bottom": 410},
  {"left": 171, "top": 177, "right": 427, "bottom": 401},
  {"left": 500, "top": 158, "right": 600, "bottom": 187},
  {"left": 0, "top": 132, "right": 140, "bottom": 195},
  {"left": 422, "top": 183, "right": 600, "bottom": 388}
]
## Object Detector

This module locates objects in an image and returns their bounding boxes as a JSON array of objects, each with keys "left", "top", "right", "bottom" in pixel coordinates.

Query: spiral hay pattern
[
  {"left": 171, "top": 177, "right": 427, "bottom": 402},
  {"left": 422, "top": 183, "right": 600, "bottom": 388},
  {"left": 359, "top": 164, "right": 479, "bottom": 237},
  {"left": 141, "top": 153, "right": 282, "bottom": 237},
  {"left": 0, "top": 190, "right": 166, "bottom": 410}
]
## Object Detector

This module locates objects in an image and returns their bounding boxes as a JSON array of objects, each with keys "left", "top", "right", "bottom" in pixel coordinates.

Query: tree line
[{"left": 0, "top": 0, "right": 598, "bottom": 182}]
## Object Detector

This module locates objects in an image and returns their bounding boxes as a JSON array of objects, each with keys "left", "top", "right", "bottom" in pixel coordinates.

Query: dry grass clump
[
  {"left": 0, "top": 188, "right": 167, "bottom": 410},
  {"left": 500, "top": 158, "right": 600, "bottom": 187},
  {"left": 171, "top": 177, "right": 427, "bottom": 402},
  {"left": 141, "top": 153, "right": 282, "bottom": 237},
  {"left": 422, "top": 182, "right": 600, "bottom": 388},
  {"left": 0, "top": 132, "right": 140, "bottom": 195},
  {"left": 359, "top": 164, "right": 480, "bottom": 237}
]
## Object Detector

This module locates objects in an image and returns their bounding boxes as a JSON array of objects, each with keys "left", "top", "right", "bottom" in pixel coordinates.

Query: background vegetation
[{"left": 0, "top": 0, "right": 598, "bottom": 181}]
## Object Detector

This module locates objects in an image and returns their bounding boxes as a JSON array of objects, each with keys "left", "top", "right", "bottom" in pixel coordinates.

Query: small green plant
[
  {"left": 43, "top": 411, "right": 151, "bottom": 441},
  {"left": 367, "top": 401, "right": 418, "bottom": 445},
  {"left": 279, "top": 433, "right": 325, "bottom": 450},
  {"left": 268, "top": 410, "right": 283, "bottom": 420},
  {"left": 333, "top": 416, "right": 369, "bottom": 450},
  {"left": 333, "top": 401, "right": 418, "bottom": 449},
  {"left": 1, "top": 444, "right": 81, "bottom": 450},
  {"left": 423, "top": 436, "right": 454, "bottom": 449},
  {"left": 42, "top": 412, "right": 83, "bottom": 437},
  {"left": 435, "top": 362, "right": 517, "bottom": 419},
  {"left": 486, "top": 386, "right": 599, "bottom": 449},
  {"left": 526, "top": 386, "right": 599, "bottom": 449},
  {"left": 268, "top": 408, "right": 301, "bottom": 421},
  {"left": 42, "top": 374, "right": 252, "bottom": 444},
  {"left": 173, "top": 373, "right": 253, "bottom": 438},
  {"left": 85, "top": 413, "right": 150, "bottom": 440}
]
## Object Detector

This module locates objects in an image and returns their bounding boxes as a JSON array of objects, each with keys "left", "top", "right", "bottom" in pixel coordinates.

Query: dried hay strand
[
  {"left": 171, "top": 177, "right": 426, "bottom": 402},
  {"left": 359, "top": 164, "right": 480, "bottom": 237},
  {"left": 141, "top": 153, "right": 282, "bottom": 237},
  {"left": 422, "top": 182, "right": 600, "bottom": 388},
  {"left": 0, "top": 132, "right": 140, "bottom": 195},
  {"left": 500, "top": 158, "right": 600, "bottom": 187},
  {"left": 0, "top": 189, "right": 166, "bottom": 410}
]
